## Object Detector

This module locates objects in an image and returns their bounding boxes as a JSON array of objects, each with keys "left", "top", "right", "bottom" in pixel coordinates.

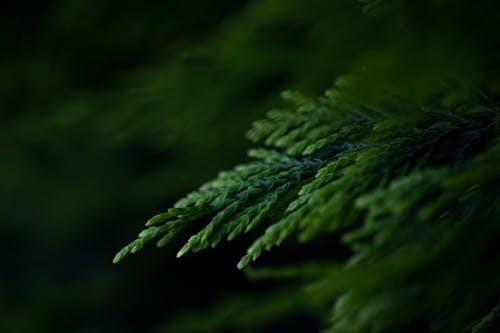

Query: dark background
[
  {"left": 2, "top": 0, "right": 500, "bottom": 332},
  {"left": 0, "top": 1, "right": 367, "bottom": 332}
]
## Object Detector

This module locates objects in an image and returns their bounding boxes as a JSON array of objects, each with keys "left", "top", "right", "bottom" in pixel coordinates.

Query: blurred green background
[
  {"left": 2, "top": 0, "right": 499, "bottom": 332},
  {"left": 1, "top": 1, "right": 368, "bottom": 332}
]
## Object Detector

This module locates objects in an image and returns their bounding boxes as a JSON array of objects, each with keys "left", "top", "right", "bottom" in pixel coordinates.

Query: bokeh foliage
[{"left": 2, "top": 0, "right": 499, "bottom": 332}]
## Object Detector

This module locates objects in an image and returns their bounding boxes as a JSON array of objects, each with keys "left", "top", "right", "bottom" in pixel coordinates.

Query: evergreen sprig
[
  {"left": 114, "top": 82, "right": 499, "bottom": 332},
  {"left": 114, "top": 84, "right": 498, "bottom": 265}
]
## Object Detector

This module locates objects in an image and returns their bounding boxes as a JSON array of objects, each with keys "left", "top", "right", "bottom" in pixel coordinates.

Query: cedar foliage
[{"left": 114, "top": 0, "right": 500, "bottom": 332}]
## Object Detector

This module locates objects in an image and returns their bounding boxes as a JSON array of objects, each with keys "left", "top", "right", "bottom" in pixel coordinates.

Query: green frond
[
  {"left": 115, "top": 85, "right": 498, "bottom": 270},
  {"left": 115, "top": 75, "right": 499, "bottom": 333}
]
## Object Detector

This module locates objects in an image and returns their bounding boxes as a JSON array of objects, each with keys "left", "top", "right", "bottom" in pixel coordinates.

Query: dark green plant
[
  {"left": 114, "top": 0, "right": 500, "bottom": 332},
  {"left": 115, "top": 82, "right": 499, "bottom": 332}
]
